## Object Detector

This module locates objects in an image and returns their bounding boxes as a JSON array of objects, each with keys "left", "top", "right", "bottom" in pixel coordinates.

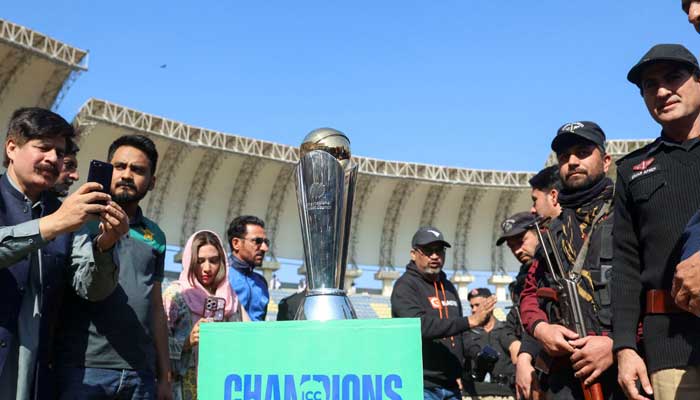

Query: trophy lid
[{"left": 300, "top": 128, "right": 351, "bottom": 163}]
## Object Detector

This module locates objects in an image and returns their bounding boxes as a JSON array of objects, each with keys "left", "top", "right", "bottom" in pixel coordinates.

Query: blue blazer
[{"left": 0, "top": 174, "right": 71, "bottom": 399}]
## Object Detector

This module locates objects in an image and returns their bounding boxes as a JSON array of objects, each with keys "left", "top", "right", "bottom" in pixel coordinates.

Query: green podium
[{"left": 199, "top": 318, "right": 423, "bottom": 399}]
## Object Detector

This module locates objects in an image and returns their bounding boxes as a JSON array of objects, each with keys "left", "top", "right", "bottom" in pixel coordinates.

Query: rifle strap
[{"left": 571, "top": 200, "right": 612, "bottom": 276}]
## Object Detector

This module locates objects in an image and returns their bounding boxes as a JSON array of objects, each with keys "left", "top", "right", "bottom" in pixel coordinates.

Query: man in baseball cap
[
  {"left": 392, "top": 226, "right": 495, "bottom": 399},
  {"left": 520, "top": 119, "right": 620, "bottom": 399},
  {"left": 612, "top": 43, "right": 700, "bottom": 399},
  {"left": 497, "top": 212, "right": 545, "bottom": 399}
]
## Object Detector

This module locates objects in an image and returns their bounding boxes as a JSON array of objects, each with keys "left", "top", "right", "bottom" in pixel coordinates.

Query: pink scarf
[{"left": 177, "top": 230, "right": 238, "bottom": 318}]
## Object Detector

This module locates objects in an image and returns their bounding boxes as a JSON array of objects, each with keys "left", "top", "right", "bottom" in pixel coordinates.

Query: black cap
[
  {"left": 551, "top": 121, "right": 606, "bottom": 154},
  {"left": 627, "top": 44, "right": 699, "bottom": 87},
  {"left": 412, "top": 226, "right": 451, "bottom": 248},
  {"left": 496, "top": 212, "right": 538, "bottom": 246},
  {"left": 467, "top": 287, "right": 492, "bottom": 300}
]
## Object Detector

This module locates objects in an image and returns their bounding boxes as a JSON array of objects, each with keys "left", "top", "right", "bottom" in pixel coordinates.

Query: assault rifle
[{"left": 532, "top": 217, "right": 604, "bottom": 400}]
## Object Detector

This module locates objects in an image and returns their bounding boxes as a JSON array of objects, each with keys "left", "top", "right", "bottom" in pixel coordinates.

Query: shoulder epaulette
[{"left": 615, "top": 141, "right": 656, "bottom": 166}]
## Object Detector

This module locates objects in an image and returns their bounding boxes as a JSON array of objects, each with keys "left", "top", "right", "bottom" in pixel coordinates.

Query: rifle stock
[{"left": 583, "top": 381, "right": 604, "bottom": 400}]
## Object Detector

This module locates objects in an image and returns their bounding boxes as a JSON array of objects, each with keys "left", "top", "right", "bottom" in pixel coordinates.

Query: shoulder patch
[{"left": 130, "top": 216, "right": 166, "bottom": 254}]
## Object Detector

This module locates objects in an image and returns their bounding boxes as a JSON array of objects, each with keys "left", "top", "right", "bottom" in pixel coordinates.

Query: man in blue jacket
[
  {"left": 227, "top": 215, "right": 270, "bottom": 321},
  {"left": 0, "top": 107, "right": 127, "bottom": 400}
]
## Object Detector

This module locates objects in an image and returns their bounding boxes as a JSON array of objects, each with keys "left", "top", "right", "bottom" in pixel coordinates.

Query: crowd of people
[
  {"left": 390, "top": 32, "right": 700, "bottom": 400},
  {"left": 4, "top": 3, "right": 700, "bottom": 400},
  {"left": 0, "top": 107, "right": 278, "bottom": 399}
]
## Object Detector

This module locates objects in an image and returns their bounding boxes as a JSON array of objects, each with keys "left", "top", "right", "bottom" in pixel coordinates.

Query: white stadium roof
[{"left": 0, "top": 18, "right": 87, "bottom": 129}]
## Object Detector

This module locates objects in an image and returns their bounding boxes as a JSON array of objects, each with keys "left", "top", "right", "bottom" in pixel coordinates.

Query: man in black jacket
[
  {"left": 614, "top": 43, "right": 700, "bottom": 400},
  {"left": 391, "top": 226, "right": 495, "bottom": 400},
  {"left": 521, "top": 121, "right": 622, "bottom": 400}
]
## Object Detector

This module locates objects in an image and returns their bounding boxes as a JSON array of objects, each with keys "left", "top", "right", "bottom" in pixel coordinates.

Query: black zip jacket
[{"left": 391, "top": 262, "right": 469, "bottom": 389}]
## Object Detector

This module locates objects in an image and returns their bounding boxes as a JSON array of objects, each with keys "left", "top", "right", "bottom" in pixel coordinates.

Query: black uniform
[
  {"left": 462, "top": 320, "right": 517, "bottom": 397},
  {"left": 522, "top": 177, "right": 624, "bottom": 399},
  {"left": 611, "top": 136, "right": 700, "bottom": 373},
  {"left": 391, "top": 261, "right": 468, "bottom": 393}
]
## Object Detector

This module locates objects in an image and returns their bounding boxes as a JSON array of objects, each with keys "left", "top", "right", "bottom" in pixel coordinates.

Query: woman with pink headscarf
[{"left": 163, "top": 230, "right": 250, "bottom": 400}]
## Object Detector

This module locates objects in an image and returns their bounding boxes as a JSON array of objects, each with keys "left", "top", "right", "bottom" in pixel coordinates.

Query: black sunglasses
[
  {"left": 414, "top": 246, "right": 445, "bottom": 256},
  {"left": 246, "top": 237, "right": 270, "bottom": 247}
]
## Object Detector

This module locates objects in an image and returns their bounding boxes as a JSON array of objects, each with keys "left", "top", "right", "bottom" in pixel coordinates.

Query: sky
[
  {"left": 5, "top": 1, "right": 699, "bottom": 173},
  {"left": 4, "top": 2, "right": 699, "bottom": 290}
]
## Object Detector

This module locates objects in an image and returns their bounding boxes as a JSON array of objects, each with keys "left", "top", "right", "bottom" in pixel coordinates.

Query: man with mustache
[
  {"left": 55, "top": 135, "right": 172, "bottom": 400},
  {"left": 50, "top": 139, "right": 79, "bottom": 198},
  {"left": 682, "top": 0, "right": 700, "bottom": 33},
  {"left": 496, "top": 212, "right": 544, "bottom": 400},
  {"left": 519, "top": 121, "right": 624, "bottom": 399},
  {"left": 613, "top": 43, "right": 700, "bottom": 400},
  {"left": 0, "top": 107, "right": 126, "bottom": 400},
  {"left": 227, "top": 215, "right": 271, "bottom": 321}
]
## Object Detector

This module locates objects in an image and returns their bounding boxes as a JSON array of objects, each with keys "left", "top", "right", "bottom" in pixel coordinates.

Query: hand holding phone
[{"left": 203, "top": 296, "right": 226, "bottom": 322}]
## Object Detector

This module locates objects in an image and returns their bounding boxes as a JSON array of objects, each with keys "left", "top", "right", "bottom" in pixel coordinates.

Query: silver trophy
[{"left": 294, "top": 128, "right": 358, "bottom": 320}]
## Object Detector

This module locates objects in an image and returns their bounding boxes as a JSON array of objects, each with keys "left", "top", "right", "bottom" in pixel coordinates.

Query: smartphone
[
  {"left": 87, "top": 160, "right": 113, "bottom": 204},
  {"left": 203, "top": 296, "right": 226, "bottom": 322}
]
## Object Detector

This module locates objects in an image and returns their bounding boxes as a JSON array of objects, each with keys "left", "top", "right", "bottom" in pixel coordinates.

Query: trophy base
[{"left": 294, "top": 289, "right": 357, "bottom": 321}]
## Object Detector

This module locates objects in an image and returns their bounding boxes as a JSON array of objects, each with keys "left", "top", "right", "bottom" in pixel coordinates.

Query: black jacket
[
  {"left": 391, "top": 262, "right": 469, "bottom": 389},
  {"left": 612, "top": 135, "right": 700, "bottom": 372}
]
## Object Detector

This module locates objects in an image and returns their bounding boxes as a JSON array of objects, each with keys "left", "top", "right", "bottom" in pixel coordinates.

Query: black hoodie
[{"left": 390, "top": 261, "right": 469, "bottom": 390}]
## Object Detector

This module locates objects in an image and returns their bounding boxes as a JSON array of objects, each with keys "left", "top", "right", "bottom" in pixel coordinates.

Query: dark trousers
[{"left": 56, "top": 367, "right": 156, "bottom": 400}]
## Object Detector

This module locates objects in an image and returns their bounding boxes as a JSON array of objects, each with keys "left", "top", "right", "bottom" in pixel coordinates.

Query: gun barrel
[{"left": 562, "top": 279, "right": 588, "bottom": 337}]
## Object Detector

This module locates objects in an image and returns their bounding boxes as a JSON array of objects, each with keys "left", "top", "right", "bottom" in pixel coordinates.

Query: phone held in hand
[
  {"left": 87, "top": 160, "right": 113, "bottom": 204},
  {"left": 203, "top": 296, "right": 226, "bottom": 322}
]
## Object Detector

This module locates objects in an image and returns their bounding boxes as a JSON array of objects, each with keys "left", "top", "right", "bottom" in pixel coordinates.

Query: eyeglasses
[
  {"left": 414, "top": 246, "right": 445, "bottom": 256},
  {"left": 246, "top": 237, "right": 270, "bottom": 247}
]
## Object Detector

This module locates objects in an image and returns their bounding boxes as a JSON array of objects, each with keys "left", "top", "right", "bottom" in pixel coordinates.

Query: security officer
[
  {"left": 519, "top": 121, "right": 624, "bottom": 399},
  {"left": 462, "top": 288, "right": 517, "bottom": 399},
  {"left": 496, "top": 212, "right": 545, "bottom": 399},
  {"left": 613, "top": 43, "right": 700, "bottom": 400}
]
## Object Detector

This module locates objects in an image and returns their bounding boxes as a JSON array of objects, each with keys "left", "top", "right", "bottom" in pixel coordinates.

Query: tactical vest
[{"left": 539, "top": 212, "right": 614, "bottom": 335}]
